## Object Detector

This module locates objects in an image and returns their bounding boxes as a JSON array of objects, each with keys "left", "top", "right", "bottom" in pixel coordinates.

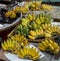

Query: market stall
[{"left": 0, "top": 0, "right": 60, "bottom": 61}]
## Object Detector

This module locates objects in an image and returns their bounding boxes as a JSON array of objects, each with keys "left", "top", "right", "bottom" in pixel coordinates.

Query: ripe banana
[{"left": 38, "top": 39, "right": 60, "bottom": 54}]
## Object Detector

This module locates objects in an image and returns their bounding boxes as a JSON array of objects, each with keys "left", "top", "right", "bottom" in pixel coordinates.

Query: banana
[
  {"left": 41, "top": 41, "right": 48, "bottom": 47},
  {"left": 45, "top": 33, "right": 51, "bottom": 38},
  {"left": 48, "top": 44, "right": 54, "bottom": 50},
  {"left": 53, "top": 42, "right": 59, "bottom": 49},
  {"left": 1, "top": 43, "right": 7, "bottom": 50},
  {"left": 45, "top": 40, "right": 49, "bottom": 45},
  {"left": 38, "top": 46, "right": 45, "bottom": 51},
  {"left": 35, "top": 18, "right": 41, "bottom": 25},
  {"left": 27, "top": 14, "right": 33, "bottom": 21},
  {"left": 39, "top": 43, "right": 46, "bottom": 49},
  {"left": 29, "top": 30, "right": 37, "bottom": 37},
  {"left": 49, "top": 39, "right": 54, "bottom": 44},
  {"left": 53, "top": 47, "right": 60, "bottom": 54},
  {"left": 28, "top": 35, "right": 35, "bottom": 39}
]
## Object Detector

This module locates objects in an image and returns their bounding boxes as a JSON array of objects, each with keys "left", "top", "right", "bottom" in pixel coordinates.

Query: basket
[{"left": 0, "top": 13, "right": 22, "bottom": 32}]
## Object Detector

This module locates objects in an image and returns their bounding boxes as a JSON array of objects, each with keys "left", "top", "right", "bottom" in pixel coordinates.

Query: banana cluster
[
  {"left": 29, "top": 1, "right": 42, "bottom": 10},
  {"left": 17, "top": 47, "right": 40, "bottom": 60},
  {"left": 5, "top": 6, "right": 29, "bottom": 18},
  {"left": 38, "top": 39, "right": 60, "bottom": 54},
  {"left": 5, "top": 10, "right": 16, "bottom": 18},
  {"left": 13, "top": 6, "right": 29, "bottom": 14},
  {"left": 2, "top": 34, "right": 28, "bottom": 52},
  {"left": 17, "top": 24, "right": 29, "bottom": 37},
  {"left": 44, "top": 25, "right": 60, "bottom": 38},
  {"left": 41, "top": 4, "right": 53, "bottom": 10},
  {"left": 11, "top": 34, "right": 28, "bottom": 47},
  {"left": 21, "top": 14, "right": 35, "bottom": 26},
  {"left": 13, "top": 6, "right": 20, "bottom": 13},
  {"left": 41, "top": 24, "right": 51, "bottom": 30},
  {"left": 25, "top": 1, "right": 53, "bottom": 11},
  {"left": 5, "top": 2, "right": 53, "bottom": 18},
  {"left": 1, "top": 39, "right": 17, "bottom": 51},
  {"left": 27, "top": 14, "right": 35, "bottom": 21},
  {"left": 16, "top": 13, "right": 52, "bottom": 39},
  {"left": 21, "top": 18, "right": 29, "bottom": 26},
  {"left": 28, "top": 28, "right": 44, "bottom": 39}
]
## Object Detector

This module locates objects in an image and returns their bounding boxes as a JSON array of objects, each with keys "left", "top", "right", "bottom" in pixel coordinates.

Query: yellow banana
[
  {"left": 28, "top": 35, "right": 35, "bottom": 39},
  {"left": 49, "top": 44, "right": 54, "bottom": 50},
  {"left": 1, "top": 43, "right": 7, "bottom": 50}
]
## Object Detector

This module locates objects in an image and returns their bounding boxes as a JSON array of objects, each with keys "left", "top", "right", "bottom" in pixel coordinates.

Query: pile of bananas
[
  {"left": 1, "top": 39, "right": 17, "bottom": 52},
  {"left": 5, "top": 6, "right": 29, "bottom": 18},
  {"left": 28, "top": 27, "right": 44, "bottom": 39},
  {"left": 44, "top": 25, "right": 60, "bottom": 38},
  {"left": 41, "top": 4, "right": 53, "bottom": 10},
  {"left": 17, "top": 47, "right": 40, "bottom": 60},
  {"left": 11, "top": 34, "right": 28, "bottom": 47},
  {"left": 13, "top": 6, "right": 20, "bottom": 13},
  {"left": 4, "top": 1, "right": 53, "bottom": 18},
  {"left": 13, "top": 6, "right": 29, "bottom": 14},
  {"left": 2, "top": 34, "right": 28, "bottom": 52},
  {"left": 41, "top": 24, "right": 51, "bottom": 30},
  {"left": 2, "top": 35, "right": 40, "bottom": 60},
  {"left": 16, "top": 13, "right": 52, "bottom": 39},
  {"left": 17, "top": 24, "right": 29, "bottom": 37},
  {"left": 5, "top": 10, "right": 16, "bottom": 18},
  {"left": 38, "top": 39, "right": 60, "bottom": 54},
  {"left": 25, "top": 1, "right": 53, "bottom": 11},
  {"left": 29, "top": 1, "right": 42, "bottom": 10}
]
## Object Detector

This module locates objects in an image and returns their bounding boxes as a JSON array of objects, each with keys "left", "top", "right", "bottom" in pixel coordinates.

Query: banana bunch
[
  {"left": 17, "top": 47, "right": 40, "bottom": 60},
  {"left": 5, "top": 6, "right": 29, "bottom": 18},
  {"left": 17, "top": 24, "right": 29, "bottom": 37},
  {"left": 11, "top": 34, "right": 28, "bottom": 47},
  {"left": 27, "top": 14, "right": 35, "bottom": 22},
  {"left": 38, "top": 39, "right": 60, "bottom": 54},
  {"left": 30, "top": 22, "right": 40, "bottom": 30},
  {"left": 1, "top": 39, "right": 18, "bottom": 51},
  {"left": 16, "top": 13, "right": 52, "bottom": 38},
  {"left": 41, "top": 4, "right": 53, "bottom": 10},
  {"left": 29, "top": 1, "right": 42, "bottom": 10},
  {"left": 5, "top": 10, "right": 16, "bottom": 18},
  {"left": 39, "top": 13, "right": 52, "bottom": 24},
  {"left": 28, "top": 13, "right": 51, "bottom": 30},
  {"left": 35, "top": 17, "right": 41, "bottom": 25},
  {"left": 21, "top": 18, "right": 29, "bottom": 26},
  {"left": 41, "top": 24, "right": 51, "bottom": 30},
  {"left": 28, "top": 30, "right": 37, "bottom": 39},
  {"left": 28, "top": 28, "right": 44, "bottom": 39},
  {"left": 44, "top": 25, "right": 60, "bottom": 38},
  {"left": 13, "top": 6, "right": 20, "bottom": 13},
  {"left": 21, "top": 14, "right": 35, "bottom": 26},
  {"left": 13, "top": 6, "right": 29, "bottom": 14},
  {"left": 19, "top": 6, "right": 29, "bottom": 14}
]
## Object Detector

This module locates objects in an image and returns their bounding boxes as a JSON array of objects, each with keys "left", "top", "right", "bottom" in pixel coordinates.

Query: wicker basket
[{"left": 0, "top": 13, "right": 22, "bottom": 32}]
